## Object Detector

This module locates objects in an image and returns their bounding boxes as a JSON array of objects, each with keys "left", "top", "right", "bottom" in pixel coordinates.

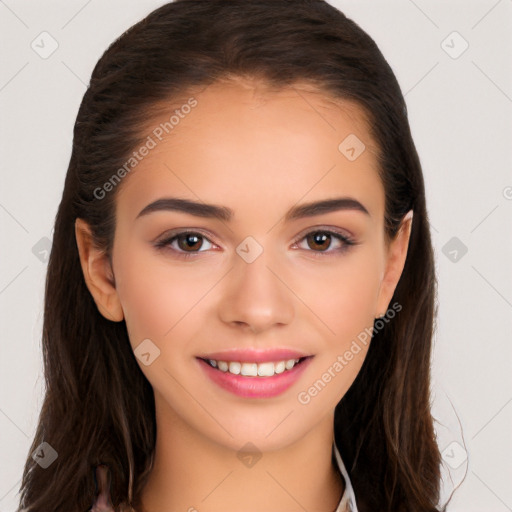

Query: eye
[
  {"left": 154, "top": 230, "right": 215, "bottom": 258},
  {"left": 292, "top": 228, "right": 356, "bottom": 256},
  {"left": 154, "top": 227, "right": 357, "bottom": 259}
]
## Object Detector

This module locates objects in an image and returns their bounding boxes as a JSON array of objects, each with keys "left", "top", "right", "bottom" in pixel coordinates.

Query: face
[{"left": 77, "top": 78, "right": 411, "bottom": 453}]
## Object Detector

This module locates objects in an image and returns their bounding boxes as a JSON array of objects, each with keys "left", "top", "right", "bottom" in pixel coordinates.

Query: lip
[
  {"left": 196, "top": 355, "right": 314, "bottom": 399},
  {"left": 196, "top": 348, "right": 312, "bottom": 364}
]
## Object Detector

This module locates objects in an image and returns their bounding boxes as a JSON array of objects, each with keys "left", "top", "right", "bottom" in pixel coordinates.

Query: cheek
[
  {"left": 295, "top": 247, "right": 383, "bottom": 344},
  {"left": 293, "top": 251, "right": 382, "bottom": 409},
  {"left": 113, "top": 245, "right": 204, "bottom": 349}
]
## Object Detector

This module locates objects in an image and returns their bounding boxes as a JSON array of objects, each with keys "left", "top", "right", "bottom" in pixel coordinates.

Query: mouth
[
  {"left": 198, "top": 356, "right": 311, "bottom": 377},
  {"left": 195, "top": 355, "right": 314, "bottom": 398}
]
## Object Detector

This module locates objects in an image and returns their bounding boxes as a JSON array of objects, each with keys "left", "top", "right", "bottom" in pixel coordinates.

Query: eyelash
[{"left": 154, "top": 228, "right": 357, "bottom": 260}]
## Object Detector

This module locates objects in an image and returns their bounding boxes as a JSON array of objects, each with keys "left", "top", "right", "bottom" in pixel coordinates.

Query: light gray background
[{"left": 1, "top": 1, "right": 511, "bottom": 511}]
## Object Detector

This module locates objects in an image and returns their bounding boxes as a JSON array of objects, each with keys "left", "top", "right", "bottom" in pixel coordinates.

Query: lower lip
[{"left": 196, "top": 357, "right": 314, "bottom": 398}]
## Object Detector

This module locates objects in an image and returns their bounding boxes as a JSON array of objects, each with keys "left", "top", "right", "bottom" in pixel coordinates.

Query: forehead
[{"left": 116, "top": 78, "right": 384, "bottom": 223}]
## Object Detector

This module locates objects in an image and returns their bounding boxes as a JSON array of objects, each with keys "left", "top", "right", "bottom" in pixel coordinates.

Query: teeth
[
  {"left": 229, "top": 361, "right": 241, "bottom": 375},
  {"left": 274, "top": 361, "right": 285, "bottom": 374},
  {"left": 257, "top": 362, "right": 274, "bottom": 377},
  {"left": 285, "top": 359, "right": 296, "bottom": 370},
  {"left": 241, "top": 363, "right": 258, "bottom": 376},
  {"left": 208, "top": 358, "right": 301, "bottom": 377}
]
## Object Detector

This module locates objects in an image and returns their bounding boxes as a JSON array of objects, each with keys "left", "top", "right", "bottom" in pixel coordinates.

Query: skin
[{"left": 75, "top": 78, "right": 413, "bottom": 512}]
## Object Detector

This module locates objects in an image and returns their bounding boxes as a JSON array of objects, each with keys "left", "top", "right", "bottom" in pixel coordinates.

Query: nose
[{"left": 217, "top": 248, "right": 295, "bottom": 334}]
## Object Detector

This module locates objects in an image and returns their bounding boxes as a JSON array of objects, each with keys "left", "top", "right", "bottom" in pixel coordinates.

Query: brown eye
[
  {"left": 155, "top": 231, "right": 215, "bottom": 257},
  {"left": 294, "top": 229, "right": 356, "bottom": 257},
  {"left": 176, "top": 233, "right": 204, "bottom": 252},
  {"left": 305, "top": 232, "right": 333, "bottom": 252}
]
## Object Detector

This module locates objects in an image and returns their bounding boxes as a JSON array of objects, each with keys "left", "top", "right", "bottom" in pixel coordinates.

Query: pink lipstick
[{"left": 195, "top": 348, "right": 314, "bottom": 398}]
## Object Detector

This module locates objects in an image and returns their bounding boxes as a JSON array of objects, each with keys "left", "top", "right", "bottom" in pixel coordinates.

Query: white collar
[{"left": 333, "top": 440, "right": 359, "bottom": 512}]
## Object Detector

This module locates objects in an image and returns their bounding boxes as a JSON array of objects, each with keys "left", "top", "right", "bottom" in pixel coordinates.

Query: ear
[
  {"left": 375, "top": 210, "right": 413, "bottom": 318},
  {"left": 75, "top": 218, "right": 124, "bottom": 322}
]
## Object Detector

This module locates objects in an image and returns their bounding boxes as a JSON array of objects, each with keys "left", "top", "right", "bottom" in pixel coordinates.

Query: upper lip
[{"left": 197, "top": 348, "right": 313, "bottom": 363}]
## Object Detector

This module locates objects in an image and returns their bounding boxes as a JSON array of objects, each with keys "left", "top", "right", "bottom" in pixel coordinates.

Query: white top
[{"left": 333, "top": 440, "right": 359, "bottom": 512}]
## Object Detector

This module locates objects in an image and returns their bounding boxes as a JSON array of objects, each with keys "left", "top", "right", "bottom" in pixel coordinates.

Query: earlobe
[
  {"left": 375, "top": 210, "right": 413, "bottom": 318},
  {"left": 74, "top": 218, "right": 124, "bottom": 322}
]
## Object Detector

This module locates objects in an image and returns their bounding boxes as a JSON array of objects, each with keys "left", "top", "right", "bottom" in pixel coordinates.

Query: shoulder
[{"left": 90, "top": 465, "right": 116, "bottom": 512}]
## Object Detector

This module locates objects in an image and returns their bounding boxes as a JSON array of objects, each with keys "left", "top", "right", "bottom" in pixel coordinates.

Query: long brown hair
[{"left": 18, "top": 1, "right": 443, "bottom": 511}]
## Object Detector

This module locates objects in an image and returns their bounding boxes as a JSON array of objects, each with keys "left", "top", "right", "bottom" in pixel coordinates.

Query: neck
[{"left": 138, "top": 393, "right": 344, "bottom": 512}]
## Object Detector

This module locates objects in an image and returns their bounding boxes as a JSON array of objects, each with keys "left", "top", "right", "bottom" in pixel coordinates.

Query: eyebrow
[{"left": 135, "top": 196, "right": 370, "bottom": 222}]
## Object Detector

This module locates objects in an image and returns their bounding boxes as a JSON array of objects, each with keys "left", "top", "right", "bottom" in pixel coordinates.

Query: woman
[{"left": 18, "top": 1, "right": 444, "bottom": 511}]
